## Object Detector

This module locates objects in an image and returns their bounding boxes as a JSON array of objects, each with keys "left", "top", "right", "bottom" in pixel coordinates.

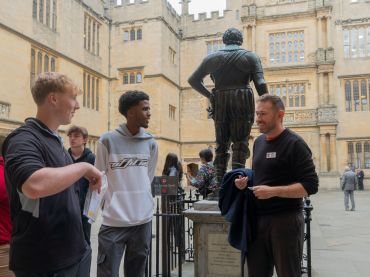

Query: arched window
[
  {"left": 33, "top": 0, "right": 37, "bottom": 18},
  {"left": 130, "top": 29, "right": 135, "bottom": 41},
  {"left": 369, "top": 80, "right": 370, "bottom": 107},
  {"left": 87, "top": 75, "right": 90, "bottom": 108},
  {"left": 345, "top": 80, "right": 352, "bottom": 112},
  {"left": 52, "top": 0, "right": 57, "bottom": 30},
  {"left": 281, "top": 85, "right": 287, "bottom": 105},
  {"left": 123, "top": 31, "right": 129, "bottom": 42},
  {"left": 353, "top": 80, "right": 360, "bottom": 111},
  {"left": 275, "top": 85, "right": 280, "bottom": 97},
  {"left": 348, "top": 142, "right": 354, "bottom": 168},
  {"left": 343, "top": 29, "right": 350, "bottom": 58},
  {"left": 130, "top": 73, "right": 135, "bottom": 83},
  {"left": 44, "top": 55, "right": 49, "bottom": 72},
  {"left": 361, "top": 80, "right": 368, "bottom": 111},
  {"left": 269, "top": 85, "right": 275, "bottom": 95},
  {"left": 294, "top": 84, "right": 299, "bottom": 107},
  {"left": 300, "top": 84, "right": 305, "bottom": 107},
  {"left": 123, "top": 73, "right": 129, "bottom": 84},
  {"left": 96, "top": 79, "right": 99, "bottom": 111},
  {"left": 88, "top": 18, "right": 91, "bottom": 51},
  {"left": 46, "top": 0, "right": 51, "bottom": 27},
  {"left": 136, "top": 72, "right": 142, "bottom": 83},
  {"left": 83, "top": 72, "right": 86, "bottom": 107},
  {"left": 364, "top": 142, "right": 370, "bottom": 168},
  {"left": 50, "top": 57, "right": 56, "bottom": 71},
  {"left": 288, "top": 85, "right": 293, "bottom": 107},
  {"left": 91, "top": 76, "right": 95, "bottom": 110},
  {"left": 92, "top": 22, "right": 96, "bottom": 54},
  {"left": 356, "top": 142, "right": 362, "bottom": 168},
  {"left": 30, "top": 49, "right": 36, "bottom": 87},
  {"left": 39, "top": 0, "right": 44, "bottom": 23},
  {"left": 137, "top": 29, "right": 142, "bottom": 40},
  {"left": 37, "top": 52, "right": 42, "bottom": 75}
]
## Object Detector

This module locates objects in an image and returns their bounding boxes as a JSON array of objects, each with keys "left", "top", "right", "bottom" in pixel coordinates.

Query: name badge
[{"left": 266, "top": 152, "right": 276, "bottom": 159}]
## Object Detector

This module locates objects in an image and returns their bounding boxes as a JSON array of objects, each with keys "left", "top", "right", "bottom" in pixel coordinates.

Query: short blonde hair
[{"left": 31, "top": 72, "right": 77, "bottom": 105}]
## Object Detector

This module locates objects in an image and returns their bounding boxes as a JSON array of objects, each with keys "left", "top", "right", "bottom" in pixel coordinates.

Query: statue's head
[{"left": 222, "top": 28, "right": 243, "bottom": 46}]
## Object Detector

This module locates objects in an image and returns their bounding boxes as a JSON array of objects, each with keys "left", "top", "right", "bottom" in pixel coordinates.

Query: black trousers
[
  {"left": 14, "top": 246, "right": 91, "bottom": 277},
  {"left": 213, "top": 88, "right": 254, "bottom": 183},
  {"left": 247, "top": 211, "right": 304, "bottom": 277}
]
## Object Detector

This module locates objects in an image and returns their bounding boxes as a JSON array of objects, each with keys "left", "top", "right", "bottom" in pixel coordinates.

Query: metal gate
[
  {"left": 146, "top": 190, "right": 202, "bottom": 277},
  {"left": 146, "top": 191, "right": 313, "bottom": 277}
]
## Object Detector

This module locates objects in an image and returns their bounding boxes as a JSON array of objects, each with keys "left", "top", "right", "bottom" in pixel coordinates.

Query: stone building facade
[{"left": 0, "top": 0, "right": 369, "bottom": 188}]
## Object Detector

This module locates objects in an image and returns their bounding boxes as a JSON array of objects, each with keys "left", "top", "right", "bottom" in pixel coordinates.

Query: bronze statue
[{"left": 188, "top": 27, "right": 268, "bottom": 186}]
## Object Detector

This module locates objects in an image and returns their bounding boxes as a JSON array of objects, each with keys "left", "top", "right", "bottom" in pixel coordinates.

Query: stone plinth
[{"left": 184, "top": 200, "right": 241, "bottom": 277}]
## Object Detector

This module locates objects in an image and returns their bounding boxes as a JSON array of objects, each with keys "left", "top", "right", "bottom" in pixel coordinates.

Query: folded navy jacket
[{"left": 218, "top": 168, "right": 256, "bottom": 255}]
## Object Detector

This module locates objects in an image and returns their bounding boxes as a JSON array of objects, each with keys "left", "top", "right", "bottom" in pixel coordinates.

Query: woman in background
[{"left": 162, "top": 153, "right": 183, "bottom": 192}]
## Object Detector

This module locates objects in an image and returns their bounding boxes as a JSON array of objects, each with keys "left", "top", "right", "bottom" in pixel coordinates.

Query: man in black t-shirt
[
  {"left": 2, "top": 73, "right": 103, "bottom": 277},
  {"left": 235, "top": 94, "right": 318, "bottom": 277}
]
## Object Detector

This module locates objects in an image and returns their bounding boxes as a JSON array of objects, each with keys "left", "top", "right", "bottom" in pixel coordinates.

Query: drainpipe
[{"left": 108, "top": 18, "right": 112, "bottom": 131}]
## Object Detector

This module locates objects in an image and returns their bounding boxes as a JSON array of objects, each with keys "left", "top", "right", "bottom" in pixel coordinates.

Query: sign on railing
[{"left": 151, "top": 176, "right": 178, "bottom": 196}]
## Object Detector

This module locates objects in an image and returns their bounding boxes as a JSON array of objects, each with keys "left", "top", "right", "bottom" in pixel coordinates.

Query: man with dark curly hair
[
  {"left": 188, "top": 27, "right": 268, "bottom": 188},
  {"left": 95, "top": 90, "right": 158, "bottom": 277}
]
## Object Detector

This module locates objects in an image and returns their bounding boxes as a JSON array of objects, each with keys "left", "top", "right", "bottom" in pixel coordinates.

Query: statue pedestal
[{"left": 184, "top": 200, "right": 242, "bottom": 277}]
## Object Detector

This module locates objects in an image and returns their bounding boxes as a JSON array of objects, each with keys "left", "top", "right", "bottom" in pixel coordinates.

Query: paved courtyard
[{"left": 90, "top": 189, "right": 370, "bottom": 276}]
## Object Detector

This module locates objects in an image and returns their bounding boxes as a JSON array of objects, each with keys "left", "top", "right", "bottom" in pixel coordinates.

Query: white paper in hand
[{"left": 83, "top": 173, "right": 108, "bottom": 224}]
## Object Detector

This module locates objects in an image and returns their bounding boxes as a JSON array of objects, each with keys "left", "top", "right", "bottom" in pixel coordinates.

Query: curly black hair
[{"left": 118, "top": 90, "right": 149, "bottom": 116}]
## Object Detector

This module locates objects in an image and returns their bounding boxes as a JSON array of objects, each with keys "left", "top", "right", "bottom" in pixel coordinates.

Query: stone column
[
  {"left": 320, "top": 133, "right": 328, "bottom": 172},
  {"left": 330, "top": 133, "right": 338, "bottom": 172},
  {"left": 328, "top": 71, "right": 334, "bottom": 105},
  {"left": 326, "top": 16, "right": 332, "bottom": 48},
  {"left": 318, "top": 73, "right": 324, "bottom": 106},
  {"left": 242, "top": 25, "right": 249, "bottom": 50},
  {"left": 252, "top": 24, "right": 256, "bottom": 51},
  {"left": 317, "top": 17, "right": 322, "bottom": 48}
]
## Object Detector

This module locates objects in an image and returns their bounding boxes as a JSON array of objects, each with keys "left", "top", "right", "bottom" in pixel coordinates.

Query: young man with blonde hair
[{"left": 2, "top": 72, "right": 102, "bottom": 277}]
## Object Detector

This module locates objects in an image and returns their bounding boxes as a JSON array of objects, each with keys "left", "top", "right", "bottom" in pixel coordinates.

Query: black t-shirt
[
  {"left": 2, "top": 118, "right": 86, "bottom": 272},
  {"left": 252, "top": 129, "right": 319, "bottom": 215}
]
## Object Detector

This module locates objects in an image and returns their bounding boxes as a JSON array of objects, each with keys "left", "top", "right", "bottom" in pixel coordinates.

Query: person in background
[
  {"left": 67, "top": 125, "right": 95, "bottom": 245},
  {"left": 162, "top": 153, "right": 184, "bottom": 192},
  {"left": 342, "top": 166, "right": 358, "bottom": 211},
  {"left": 186, "top": 148, "right": 217, "bottom": 198},
  {"left": 356, "top": 168, "right": 364, "bottom": 191},
  {"left": 0, "top": 156, "right": 14, "bottom": 277}
]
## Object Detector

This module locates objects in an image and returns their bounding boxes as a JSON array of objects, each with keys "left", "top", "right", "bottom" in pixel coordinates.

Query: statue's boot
[
  {"left": 214, "top": 152, "right": 230, "bottom": 186},
  {"left": 231, "top": 141, "right": 250, "bottom": 169}
]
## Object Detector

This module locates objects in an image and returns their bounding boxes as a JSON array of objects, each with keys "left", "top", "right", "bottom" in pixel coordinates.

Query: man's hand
[
  {"left": 85, "top": 164, "right": 103, "bottom": 193},
  {"left": 251, "top": 185, "right": 276, "bottom": 199},
  {"left": 235, "top": 175, "right": 248, "bottom": 190}
]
